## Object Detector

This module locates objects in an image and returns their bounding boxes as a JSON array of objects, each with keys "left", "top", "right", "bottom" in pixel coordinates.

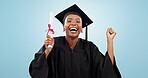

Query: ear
[
  {"left": 80, "top": 26, "right": 83, "bottom": 33},
  {"left": 81, "top": 29, "right": 83, "bottom": 33},
  {"left": 63, "top": 27, "right": 65, "bottom": 32}
]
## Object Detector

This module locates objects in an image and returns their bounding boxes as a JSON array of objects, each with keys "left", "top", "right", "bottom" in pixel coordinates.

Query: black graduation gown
[{"left": 29, "top": 36, "right": 121, "bottom": 78}]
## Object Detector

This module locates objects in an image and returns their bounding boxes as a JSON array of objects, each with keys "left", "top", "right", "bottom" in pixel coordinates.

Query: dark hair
[{"left": 63, "top": 12, "right": 82, "bottom": 24}]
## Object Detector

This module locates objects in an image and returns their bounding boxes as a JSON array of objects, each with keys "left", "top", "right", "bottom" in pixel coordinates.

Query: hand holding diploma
[
  {"left": 44, "top": 34, "right": 54, "bottom": 58},
  {"left": 44, "top": 12, "right": 55, "bottom": 58}
]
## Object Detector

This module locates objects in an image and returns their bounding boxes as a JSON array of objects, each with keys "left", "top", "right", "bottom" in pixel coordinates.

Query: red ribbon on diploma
[{"left": 47, "top": 24, "right": 55, "bottom": 35}]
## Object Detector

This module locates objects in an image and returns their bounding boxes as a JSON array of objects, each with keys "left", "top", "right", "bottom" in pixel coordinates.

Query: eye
[
  {"left": 76, "top": 21, "right": 80, "bottom": 23},
  {"left": 67, "top": 20, "right": 72, "bottom": 23}
]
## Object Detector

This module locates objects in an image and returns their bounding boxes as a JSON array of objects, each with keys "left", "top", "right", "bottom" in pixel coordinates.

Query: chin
[
  {"left": 66, "top": 31, "right": 78, "bottom": 37},
  {"left": 67, "top": 34, "right": 79, "bottom": 39}
]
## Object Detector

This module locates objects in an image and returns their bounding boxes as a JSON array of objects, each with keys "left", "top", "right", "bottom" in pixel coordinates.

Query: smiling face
[{"left": 64, "top": 14, "right": 82, "bottom": 39}]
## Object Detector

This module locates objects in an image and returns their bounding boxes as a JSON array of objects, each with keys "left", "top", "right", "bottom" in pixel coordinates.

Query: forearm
[
  {"left": 107, "top": 39, "right": 114, "bottom": 65},
  {"left": 45, "top": 49, "right": 52, "bottom": 58}
]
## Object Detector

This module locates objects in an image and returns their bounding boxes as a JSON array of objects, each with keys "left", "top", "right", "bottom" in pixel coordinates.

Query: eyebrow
[
  {"left": 75, "top": 18, "right": 80, "bottom": 20},
  {"left": 67, "top": 18, "right": 80, "bottom": 20},
  {"left": 67, "top": 18, "right": 73, "bottom": 20}
]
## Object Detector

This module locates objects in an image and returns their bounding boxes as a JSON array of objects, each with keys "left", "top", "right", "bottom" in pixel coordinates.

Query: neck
[{"left": 65, "top": 36, "right": 78, "bottom": 49}]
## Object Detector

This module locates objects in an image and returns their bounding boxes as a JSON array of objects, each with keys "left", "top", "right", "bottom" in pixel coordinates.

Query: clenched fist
[
  {"left": 44, "top": 35, "right": 54, "bottom": 58},
  {"left": 106, "top": 27, "right": 116, "bottom": 41}
]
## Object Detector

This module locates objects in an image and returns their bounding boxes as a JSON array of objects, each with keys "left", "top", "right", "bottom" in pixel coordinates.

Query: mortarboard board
[{"left": 55, "top": 4, "right": 93, "bottom": 41}]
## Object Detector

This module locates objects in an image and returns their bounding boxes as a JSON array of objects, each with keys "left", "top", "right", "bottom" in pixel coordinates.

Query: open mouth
[
  {"left": 70, "top": 28, "right": 77, "bottom": 31},
  {"left": 69, "top": 27, "right": 78, "bottom": 33}
]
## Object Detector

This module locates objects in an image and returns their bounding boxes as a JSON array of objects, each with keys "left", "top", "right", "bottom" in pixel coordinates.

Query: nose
[{"left": 70, "top": 23, "right": 78, "bottom": 26}]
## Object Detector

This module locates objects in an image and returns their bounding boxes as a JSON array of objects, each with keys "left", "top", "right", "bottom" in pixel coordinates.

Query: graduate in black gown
[{"left": 29, "top": 4, "right": 121, "bottom": 78}]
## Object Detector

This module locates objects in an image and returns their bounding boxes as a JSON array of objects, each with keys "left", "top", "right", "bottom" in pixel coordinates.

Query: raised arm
[{"left": 106, "top": 27, "right": 116, "bottom": 65}]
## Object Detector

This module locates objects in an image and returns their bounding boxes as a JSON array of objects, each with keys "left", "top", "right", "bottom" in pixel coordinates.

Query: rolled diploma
[
  {"left": 48, "top": 12, "right": 54, "bottom": 48},
  {"left": 50, "top": 12, "right": 54, "bottom": 29}
]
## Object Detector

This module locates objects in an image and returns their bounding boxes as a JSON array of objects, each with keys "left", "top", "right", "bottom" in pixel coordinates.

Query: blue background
[{"left": 0, "top": 0, "right": 148, "bottom": 78}]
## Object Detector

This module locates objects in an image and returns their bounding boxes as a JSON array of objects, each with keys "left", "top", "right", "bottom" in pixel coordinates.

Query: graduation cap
[{"left": 55, "top": 4, "right": 93, "bottom": 41}]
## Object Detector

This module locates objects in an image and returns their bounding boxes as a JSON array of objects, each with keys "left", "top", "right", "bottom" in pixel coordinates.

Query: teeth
[{"left": 70, "top": 28, "right": 78, "bottom": 31}]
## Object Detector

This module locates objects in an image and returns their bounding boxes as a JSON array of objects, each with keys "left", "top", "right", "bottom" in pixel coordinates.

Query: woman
[{"left": 29, "top": 4, "right": 121, "bottom": 78}]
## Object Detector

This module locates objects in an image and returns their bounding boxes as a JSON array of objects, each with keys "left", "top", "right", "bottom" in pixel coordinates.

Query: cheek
[
  {"left": 79, "top": 27, "right": 82, "bottom": 32},
  {"left": 79, "top": 22, "right": 82, "bottom": 27},
  {"left": 64, "top": 22, "right": 70, "bottom": 27},
  {"left": 79, "top": 23, "right": 82, "bottom": 30},
  {"left": 78, "top": 26, "right": 82, "bottom": 32},
  {"left": 63, "top": 25, "right": 69, "bottom": 31}
]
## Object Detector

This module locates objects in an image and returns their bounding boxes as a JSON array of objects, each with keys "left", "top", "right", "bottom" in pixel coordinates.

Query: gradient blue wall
[{"left": 0, "top": 0, "right": 147, "bottom": 78}]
